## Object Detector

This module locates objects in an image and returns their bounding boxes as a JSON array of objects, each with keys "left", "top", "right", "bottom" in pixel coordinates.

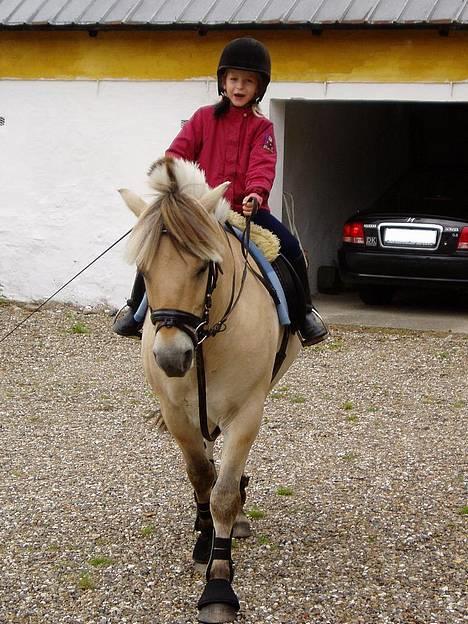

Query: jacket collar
[{"left": 225, "top": 104, "right": 254, "bottom": 118}]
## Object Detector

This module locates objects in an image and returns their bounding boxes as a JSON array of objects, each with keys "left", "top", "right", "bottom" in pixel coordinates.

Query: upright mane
[{"left": 126, "top": 158, "right": 230, "bottom": 272}]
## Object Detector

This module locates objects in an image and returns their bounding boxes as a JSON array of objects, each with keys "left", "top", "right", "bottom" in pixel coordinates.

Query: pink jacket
[{"left": 166, "top": 104, "right": 277, "bottom": 214}]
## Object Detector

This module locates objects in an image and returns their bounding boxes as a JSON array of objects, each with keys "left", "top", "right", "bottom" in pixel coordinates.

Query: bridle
[
  {"left": 150, "top": 259, "right": 223, "bottom": 349},
  {"left": 148, "top": 223, "right": 252, "bottom": 442}
]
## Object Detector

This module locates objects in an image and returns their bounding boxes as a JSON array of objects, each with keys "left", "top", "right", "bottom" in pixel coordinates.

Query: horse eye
[{"left": 196, "top": 263, "right": 209, "bottom": 277}]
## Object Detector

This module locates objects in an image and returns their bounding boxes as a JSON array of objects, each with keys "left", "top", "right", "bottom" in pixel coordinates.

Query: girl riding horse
[
  {"left": 114, "top": 37, "right": 328, "bottom": 347},
  {"left": 119, "top": 155, "right": 302, "bottom": 622}
]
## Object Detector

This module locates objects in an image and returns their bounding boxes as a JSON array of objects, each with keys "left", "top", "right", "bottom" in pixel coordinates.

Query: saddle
[
  {"left": 271, "top": 254, "right": 307, "bottom": 334},
  {"left": 226, "top": 219, "right": 306, "bottom": 334}
]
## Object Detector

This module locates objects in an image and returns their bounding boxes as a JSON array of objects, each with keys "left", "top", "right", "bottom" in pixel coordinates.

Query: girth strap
[{"left": 272, "top": 326, "right": 290, "bottom": 380}]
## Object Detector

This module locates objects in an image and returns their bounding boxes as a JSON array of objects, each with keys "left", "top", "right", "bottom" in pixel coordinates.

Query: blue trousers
[{"left": 252, "top": 210, "right": 302, "bottom": 262}]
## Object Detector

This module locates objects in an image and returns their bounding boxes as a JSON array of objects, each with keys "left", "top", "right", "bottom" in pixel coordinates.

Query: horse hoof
[
  {"left": 198, "top": 603, "right": 238, "bottom": 623},
  {"left": 232, "top": 519, "right": 251, "bottom": 539},
  {"left": 197, "top": 579, "right": 240, "bottom": 623}
]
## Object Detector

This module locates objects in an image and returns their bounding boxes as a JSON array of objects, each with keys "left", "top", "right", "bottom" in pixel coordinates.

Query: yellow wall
[{"left": 2, "top": 28, "right": 468, "bottom": 82}]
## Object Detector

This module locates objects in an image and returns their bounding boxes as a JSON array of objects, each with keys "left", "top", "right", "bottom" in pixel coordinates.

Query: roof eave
[{"left": 1, "top": 22, "right": 467, "bottom": 32}]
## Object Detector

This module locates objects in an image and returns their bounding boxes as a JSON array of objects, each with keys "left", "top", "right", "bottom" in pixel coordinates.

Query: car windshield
[
  {"left": 370, "top": 170, "right": 468, "bottom": 218},
  {"left": 398, "top": 171, "right": 467, "bottom": 200}
]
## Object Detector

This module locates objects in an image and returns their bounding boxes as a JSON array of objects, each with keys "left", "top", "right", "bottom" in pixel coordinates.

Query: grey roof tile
[
  {"left": 100, "top": 0, "right": 138, "bottom": 23},
  {"left": 344, "top": 0, "right": 381, "bottom": 23},
  {"left": 122, "top": 0, "right": 166, "bottom": 24},
  {"left": 232, "top": 0, "right": 272, "bottom": 24},
  {"left": 53, "top": 0, "right": 96, "bottom": 24},
  {"left": 179, "top": 0, "right": 216, "bottom": 23},
  {"left": 368, "top": 0, "right": 412, "bottom": 23},
  {"left": 2, "top": 0, "right": 468, "bottom": 26},
  {"left": 429, "top": 0, "right": 465, "bottom": 22},
  {"left": 0, "top": 0, "right": 22, "bottom": 21},
  {"left": 5, "top": 0, "right": 43, "bottom": 24},
  {"left": 453, "top": 0, "right": 468, "bottom": 20},
  {"left": 203, "top": 0, "right": 242, "bottom": 24},
  {"left": 399, "top": 0, "right": 440, "bottom": 23},
  {"left": 33, "top": 0, "right": 73, "bottom": 24},
  {"left": 314, "top": 0, "right": 357, "bottom": 23},
  {"left": 260, "top": 0, "right": 296, "bottom": 23},
  {"left": 287, "top": 0, "right": 324, "bottom": 23},
  {"left": 151, "top": 0, "right": 193, "bottom": 24}
]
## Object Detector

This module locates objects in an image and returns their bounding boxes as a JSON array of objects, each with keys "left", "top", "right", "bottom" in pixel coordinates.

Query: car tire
[
  {"left": 358, "top": 286, "right": 394, "bottom": 305},
  {"left": 317, "top": 265, "right": 341, "bottom": 294}
]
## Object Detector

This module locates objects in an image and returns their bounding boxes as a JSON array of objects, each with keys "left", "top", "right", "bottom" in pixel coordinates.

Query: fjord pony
[{"left": 120, "top": 157, "right": 300, "bottom": 623}]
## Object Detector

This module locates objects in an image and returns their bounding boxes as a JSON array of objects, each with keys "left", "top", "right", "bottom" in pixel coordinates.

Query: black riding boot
[
  {"left": 291, "top": 254, "right": 329, "bottom": 347},
  {"left": 113, "top": 272, "right": 146, "bottom": 337}
]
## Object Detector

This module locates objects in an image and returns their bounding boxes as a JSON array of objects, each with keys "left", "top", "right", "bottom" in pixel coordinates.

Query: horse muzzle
[
  {"left": 151, "top": 309, "right": 203, "bottom": 378},
  {"left": 153, "top": 329, "right": 194, "bottom": 377}
]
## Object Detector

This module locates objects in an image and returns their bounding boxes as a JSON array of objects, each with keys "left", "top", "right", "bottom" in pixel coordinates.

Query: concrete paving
[{"left": 316, "top": 289, "right": 468, "bottom": 334}]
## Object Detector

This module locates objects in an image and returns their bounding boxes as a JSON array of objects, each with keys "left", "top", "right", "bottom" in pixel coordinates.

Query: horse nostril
[{"left": 183, "top": 348, "right": 193, "bottom": 370}]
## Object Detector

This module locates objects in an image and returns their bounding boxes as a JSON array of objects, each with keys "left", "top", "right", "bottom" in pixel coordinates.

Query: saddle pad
[
  {"left": 230, "top": 226, "right": 290, "bottom": 326},
  {"left": 226, "top": 210, "right": 280, "bottom": 262}
]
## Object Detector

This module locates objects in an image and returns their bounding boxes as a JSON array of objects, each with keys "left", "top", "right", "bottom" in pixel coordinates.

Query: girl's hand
[{"left": 242, "top": 193, "right": 262, "bottom": 217}]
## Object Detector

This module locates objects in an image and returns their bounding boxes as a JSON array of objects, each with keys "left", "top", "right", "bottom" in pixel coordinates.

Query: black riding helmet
[{"left": 217, "top": 37, "right": 271, "bottom": 102}]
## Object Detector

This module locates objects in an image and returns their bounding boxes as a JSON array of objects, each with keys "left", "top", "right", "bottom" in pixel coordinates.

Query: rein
[{"left": 149, "top": 217, "right": 254, "bottom": 442}]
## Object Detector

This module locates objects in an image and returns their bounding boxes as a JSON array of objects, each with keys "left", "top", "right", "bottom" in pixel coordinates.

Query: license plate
[{"left": 383, "top": 227, "right": 437, "bottom": 247}]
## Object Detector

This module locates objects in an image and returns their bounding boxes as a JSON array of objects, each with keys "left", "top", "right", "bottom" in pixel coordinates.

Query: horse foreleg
[
  {"left": 232, "top": 474, "right": 251, "bottom": 538},
  {"left": 198, "top": 470, "right": 242, "bottom": 623},
  {"left": 198, "top": 412, "right": 261, "bottom": 624},
  {"left": 203, "top": 440, "right": 250, "bottom": 540},
  {"left": 173, "top": 435, "right": 217, "bottom": 567},
  {"left": 193, "top": 444, "right": 249, "bottom": 569},
  {"left": 191, "top": 439, "right": 217, "bottom": 567}
]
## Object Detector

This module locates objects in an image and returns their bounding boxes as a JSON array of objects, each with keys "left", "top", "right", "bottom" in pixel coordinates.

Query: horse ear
[
  {"left": 118, "top": 188, "right": 148, "bottom": 217},
  {"left": 201, "top": 181, "right": 230, "bottom": 213}
]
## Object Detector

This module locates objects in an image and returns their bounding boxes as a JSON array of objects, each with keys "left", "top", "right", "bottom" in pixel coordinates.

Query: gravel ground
[{"left": 0, "top": 302, "right": 466, "bottom": 624}]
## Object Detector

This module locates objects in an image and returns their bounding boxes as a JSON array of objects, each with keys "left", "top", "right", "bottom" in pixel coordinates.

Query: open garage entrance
[{"left": 279, "top": 99, "right": 468, "bottom": 293}]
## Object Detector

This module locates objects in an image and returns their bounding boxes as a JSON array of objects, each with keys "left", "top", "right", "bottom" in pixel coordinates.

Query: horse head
[{"left": 119, "top": 157, "right": 230, "bottom": 377}]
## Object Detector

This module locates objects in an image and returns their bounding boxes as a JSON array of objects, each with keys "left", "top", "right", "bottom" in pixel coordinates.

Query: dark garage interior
[{"left": 282, "top": 100, "right": 468, "bottom": 293}]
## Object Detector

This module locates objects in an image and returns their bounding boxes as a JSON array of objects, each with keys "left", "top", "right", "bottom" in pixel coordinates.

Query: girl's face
[{"left": 223, "top": 69, "right": 259, "bottom": 107}]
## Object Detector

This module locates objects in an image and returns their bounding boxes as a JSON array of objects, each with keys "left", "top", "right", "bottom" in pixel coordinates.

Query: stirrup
[
  {"left": 298, "top": 307, "right": 329, "bottom": 347},
  {"left": 113, "top": 306, "right": 143, "bottom": 338}
]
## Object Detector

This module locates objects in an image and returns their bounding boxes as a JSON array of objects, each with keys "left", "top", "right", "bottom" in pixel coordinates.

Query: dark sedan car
[{"left": 338, "top": 170, "right": 468, "bottom": 305}]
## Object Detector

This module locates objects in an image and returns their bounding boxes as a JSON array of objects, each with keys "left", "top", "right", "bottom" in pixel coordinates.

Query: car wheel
[
  {"left": 358, "top": 286, "right": 394, "bottom": 305},
  {"left": 317, "top": 265, "right": 341, "bottom": 294}
]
